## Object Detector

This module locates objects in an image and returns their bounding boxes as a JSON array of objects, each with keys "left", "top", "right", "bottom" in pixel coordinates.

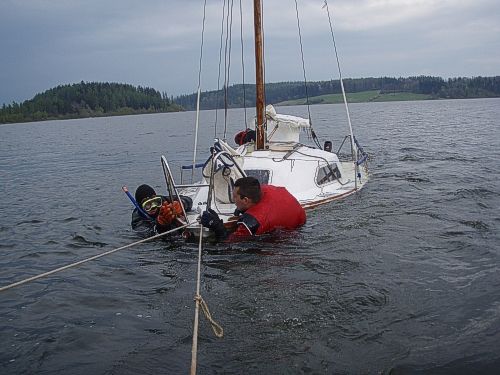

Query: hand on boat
[
  {"left": 201, "top": 208, "right": 228, "bottom": 240},
  {"left": 171, "top": 201, "right": 183, "bottom": 216},
  {"left": 157, "top": 202, "right": 178, "bottom": 226},
  {"left": 201, "top": 208, "right": 223, "bottom": 229}
]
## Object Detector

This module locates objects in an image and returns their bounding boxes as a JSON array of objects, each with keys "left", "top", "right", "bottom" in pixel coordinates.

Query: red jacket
[{"left": 229, "top": 185, "right": 306, "bottom": 239}]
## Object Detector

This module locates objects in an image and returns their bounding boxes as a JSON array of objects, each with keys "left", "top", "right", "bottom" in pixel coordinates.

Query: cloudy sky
[{"left": 1, "top": 0, "right": 499, "bottom": 105}]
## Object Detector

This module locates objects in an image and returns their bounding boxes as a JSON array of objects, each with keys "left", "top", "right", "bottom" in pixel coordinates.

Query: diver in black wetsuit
[{"left": 131, "top": 184, "right": 192, "bottom": 238}]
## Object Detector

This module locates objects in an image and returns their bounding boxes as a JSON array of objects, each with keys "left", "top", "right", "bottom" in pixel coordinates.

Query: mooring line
[
  {"left": 191, "top": 154, "right": 224, "bottom": 374},
  {"left": 0, "top": 224, "right": 189, "bottom": 293},
  {"left": 191, "top": 225, "right": 204, "bottom": 375},
  {"left": 190, "top": 226, "right": 224, "bottom": 375}
]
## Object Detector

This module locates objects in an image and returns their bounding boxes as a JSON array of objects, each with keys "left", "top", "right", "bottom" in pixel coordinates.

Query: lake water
[{"left": 1, "top": 99, "right": 499, "bottom": 374}]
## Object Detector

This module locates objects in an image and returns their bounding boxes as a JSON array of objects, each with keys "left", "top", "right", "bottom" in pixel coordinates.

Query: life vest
[
  {"left": 238, "top": 185, "right": 306, "bottom": 235},
  {"left": 234, "top": 129, "right": 256, "bottom": 145}
]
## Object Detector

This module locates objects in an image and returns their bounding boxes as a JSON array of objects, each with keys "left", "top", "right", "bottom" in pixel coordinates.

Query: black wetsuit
[{"left": 131, "top": 196, "right": 192, "bottom": 238}]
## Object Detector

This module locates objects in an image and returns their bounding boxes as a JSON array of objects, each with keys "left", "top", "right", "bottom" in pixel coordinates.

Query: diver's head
[{"left": 135, "top": 184, "right": 161, "bottom": 215}]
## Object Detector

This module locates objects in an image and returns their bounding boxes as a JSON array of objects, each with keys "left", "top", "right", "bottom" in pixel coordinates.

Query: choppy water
[{"left": 1, "top": 98, "right": 499, "bottom": 374}]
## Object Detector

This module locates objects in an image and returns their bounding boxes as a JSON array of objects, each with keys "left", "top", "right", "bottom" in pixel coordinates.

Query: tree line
[
  {"left": 173, "top": 76, "right": 500, "bottom": 110},
  {"left": 2, "top": 76, "right": 499, "bottom": 124},
  {"left": 0, "top": 81, "right": 180, "bottom": 124}
]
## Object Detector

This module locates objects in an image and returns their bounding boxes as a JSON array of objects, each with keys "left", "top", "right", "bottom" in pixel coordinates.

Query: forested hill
[
  {"left": 174, "top": 76, "right": 500, "bottom": 110},
  {"left": 0, "top": 82, "right": 181, "bottom": 124},
  {"left": 2, "top": 76, "right": 499, "bottom": 124}
]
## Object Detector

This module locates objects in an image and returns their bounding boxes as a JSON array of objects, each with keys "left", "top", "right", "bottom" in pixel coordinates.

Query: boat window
[
  {"left": 244, "top": 169, "right": 270, "bottom": 184},
  {"left": 316, "top": 163, "right": 341, "bottom": 185}
]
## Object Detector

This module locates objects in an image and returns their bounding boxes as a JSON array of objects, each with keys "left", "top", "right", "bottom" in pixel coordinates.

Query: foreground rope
[
  {"left": 195, "top": 294, "right": 224, "bottom": 338},
  {"left": 191, "top": 226, "right": 204, "bottom": 375},
  {"left": 0, "top": 224, "right": 189, "bottom": 293},
  {"left": 190, "top": 224, "right": 224, "bottom": 375}
]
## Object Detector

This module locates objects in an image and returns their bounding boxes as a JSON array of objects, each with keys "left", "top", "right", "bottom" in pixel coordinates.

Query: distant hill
[
  {"left": 276, "top": 90, "right": 433, "bottom": 106},
  {"left": 2, "top": 76, "right": 499, "bottom": 124},
  {"left": 173, "top": 76, "right": 500, "bottom": 110},
  {"left": 0, "top": 81, "right": 182, "bottom": 124}
]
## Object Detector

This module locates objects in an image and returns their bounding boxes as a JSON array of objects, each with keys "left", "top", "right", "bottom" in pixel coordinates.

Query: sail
[{"left": 265, "top": 104, "right": 310, "bottom": 143}]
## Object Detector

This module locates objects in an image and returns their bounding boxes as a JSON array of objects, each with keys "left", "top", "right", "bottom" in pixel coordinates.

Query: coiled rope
[
  {"left": 0, "top": 224, "right": 189, "bottom": 293},
  {"left": 195, "top": 294, "right": 224, "bottom": 338}
]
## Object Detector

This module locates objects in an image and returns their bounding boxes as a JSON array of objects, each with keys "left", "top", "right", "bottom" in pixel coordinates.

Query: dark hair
[{"left": 234, "top": 177, "right": 261, "bottom": 203}]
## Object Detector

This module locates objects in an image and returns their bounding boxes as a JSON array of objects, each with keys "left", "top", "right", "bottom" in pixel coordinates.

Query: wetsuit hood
[{"left": 135, "top": 184, "right": 156, "bottom": 205}]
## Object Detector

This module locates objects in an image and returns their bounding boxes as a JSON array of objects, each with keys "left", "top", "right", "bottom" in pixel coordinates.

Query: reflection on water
[{"left": 1, "top": 99, "right": 500, "bottom": 374}]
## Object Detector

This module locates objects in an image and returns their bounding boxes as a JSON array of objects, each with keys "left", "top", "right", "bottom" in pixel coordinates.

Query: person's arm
[
  {"left": 201, "top": 210, "right": 259, "bottom": 242},
  {"left": 155, "top": 201, "right": 183, "bottom": 233},
  {"left": 132, "top": 202, "right": 180, "bottom": 238},
  {"left": 200, "top": 209, "right": 228, "bottom": 240}
]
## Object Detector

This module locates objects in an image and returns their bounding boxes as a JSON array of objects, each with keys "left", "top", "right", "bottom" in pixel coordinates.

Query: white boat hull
[{"left": 176, "top": 140, "right": 368, "bottom": 235}]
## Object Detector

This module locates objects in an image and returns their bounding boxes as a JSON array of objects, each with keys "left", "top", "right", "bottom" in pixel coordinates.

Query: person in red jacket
[{"left": 201, "top": 177, "right": 306, "bottom": 241}]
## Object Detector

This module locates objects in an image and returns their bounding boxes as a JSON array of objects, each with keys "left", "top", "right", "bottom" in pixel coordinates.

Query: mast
[{"left": 253, "top": 0, "right": 265, "bottom": 150}]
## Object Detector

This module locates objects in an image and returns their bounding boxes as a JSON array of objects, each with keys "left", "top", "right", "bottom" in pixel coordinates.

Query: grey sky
[{"left": 1, "top": 0, "right": 499, "bottom": 105}]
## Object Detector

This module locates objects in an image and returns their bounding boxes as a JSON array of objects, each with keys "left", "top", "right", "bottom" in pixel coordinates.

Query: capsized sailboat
[{"left": 160, "top": 0, "right": 369, "bottom": 238}]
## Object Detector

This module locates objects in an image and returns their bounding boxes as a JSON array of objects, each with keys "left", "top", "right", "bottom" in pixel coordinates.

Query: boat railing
[
  {"left": 337, "top": 135, "right": 368, "bottom": 166},
  {"left": 354, "top": 137, "right": 368, "bottom": 166},
  {"left": 336, "top": 135, "right": 353, "bottom": 160},
  {"left": 180, "top": 163, "right": 205, "bottom": 184},
  {"left": 203, "top": 149, "right": 246, "bottom": 179},
  {"left": 161, "top": 155, "right": 200, "bottom": 224},
  {"left": 203, "top": 148, "right": 247, "bottom": 205}
]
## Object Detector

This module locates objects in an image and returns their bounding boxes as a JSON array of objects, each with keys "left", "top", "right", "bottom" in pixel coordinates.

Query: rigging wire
[
  {"left": 262, "top": 0, "right": 267, "bottom": 119},
  {"left": 239, "top": 0, "right": 248, "bottom": 126},
  {"left": 196, "top": 0, "right": 207, "bottom": 96},
  {"left": 323, "top": 0, "right": 358, "bottom": 188},
  {"left": 214, "top": 0, "right": 228, "bottom": 137},
  {"left": 294, "top": 0, "right": 322, "bottom": 149},
  {"left": 223, "top": 0, "right": 235, "bottom": 140},
  {"left": 294, "top": 0, "right": 311, "bottom": 121},
  {"left": 192, "top": 0, "right": 208, "bottom": 182}
]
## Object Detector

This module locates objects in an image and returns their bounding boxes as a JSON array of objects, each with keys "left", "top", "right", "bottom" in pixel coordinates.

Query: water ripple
[{"left": 1, "top": 99, "right": 500, "bottom": 374}]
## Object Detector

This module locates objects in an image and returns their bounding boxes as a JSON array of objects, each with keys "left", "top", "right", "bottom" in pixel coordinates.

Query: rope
[
  {"left": 190, "top": 225, "right": 204, "bottom": 375},
  {"left": 192, "top": 0, "right": 208, "bottom": 183},
  {"left": 0, "top": 224, "right": 189, "bottom": 293},
  {"left": 195, "top": 294, "right": 224, "bottom": 337},
  {"left": 223, "top": 0, "right": 235, "bottom": 141},
  {"left": 190, "top": 156, "right": 223, "bottom": 375},
  {"left": 323, "top": 0, "right": 358, "bottom": 188},
  {"left": 214, "top": 0, "right": 228, "bottom": 136},
  {"left": 294, "top": 0, "right": 311, "bottom": 120},
  {"left": 239, "top": 0, "right": 247, "bottom": 126},
  {"left": 262, "top": 0, "right": 267, "bottom": 108},
  {"left": 294, "top": 0, "right": 322, "bottom": 149}
]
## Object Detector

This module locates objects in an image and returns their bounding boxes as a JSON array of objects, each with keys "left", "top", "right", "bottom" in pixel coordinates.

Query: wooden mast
[{"left": 253, "top": 0, "right": 265, "bottom": 150}]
